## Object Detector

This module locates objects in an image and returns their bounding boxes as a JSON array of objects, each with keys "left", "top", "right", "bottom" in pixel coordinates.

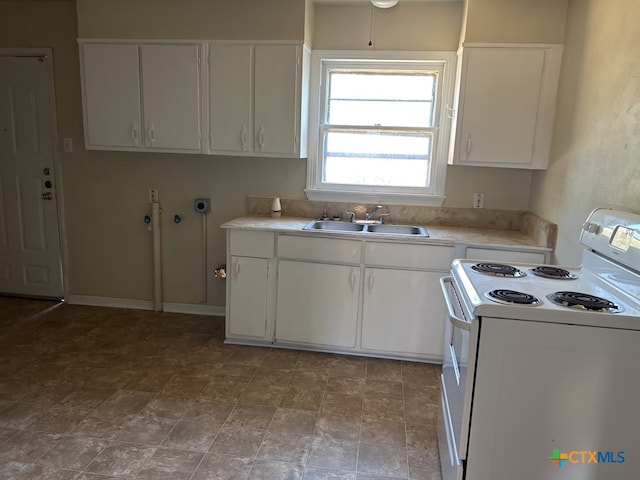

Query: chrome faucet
[{"left": 365, "top": 205, "right": 383, "bottom": 221}]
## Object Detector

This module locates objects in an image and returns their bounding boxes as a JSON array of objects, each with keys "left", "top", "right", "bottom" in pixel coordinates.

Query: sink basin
[
  {"left": 366, "top": 224, "right": 429, "bottom": 236},
  {"left": 302, "top": 220, "right": 428, "bottom": 236},
  {"left": 303, "top": 220, "right": 365, "bottom": 232}
]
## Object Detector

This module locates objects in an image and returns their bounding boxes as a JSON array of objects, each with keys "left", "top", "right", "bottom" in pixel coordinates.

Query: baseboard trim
[
  {"left": 66, "top": 295, "right": 224, "bottom": 317},
  {"left": 163, "top": 303, "right": 225, "bottom": 316}
]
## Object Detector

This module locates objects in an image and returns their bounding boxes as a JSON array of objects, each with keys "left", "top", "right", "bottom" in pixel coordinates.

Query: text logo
[
  {"left": 549, "top": 449, "right": 569, "bottom": 467},
  {"left": 549, "top": 449, "right": 625, "bottom": 468}
]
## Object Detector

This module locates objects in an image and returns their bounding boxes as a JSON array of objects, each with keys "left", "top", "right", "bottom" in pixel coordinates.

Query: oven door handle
[{"left": 440, "top": 276, "right": 471, "bottom": 331}]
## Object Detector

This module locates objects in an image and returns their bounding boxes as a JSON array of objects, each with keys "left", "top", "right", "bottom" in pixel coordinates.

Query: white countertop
[{"left": 222, "top": 215, "right": 552, "bottom": 252}]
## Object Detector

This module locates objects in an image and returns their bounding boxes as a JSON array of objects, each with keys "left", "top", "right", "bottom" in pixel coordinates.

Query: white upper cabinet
[
  {"left": 208, "top": 43, "right": 309, "bottom": 158},
  {"left": 208, "top": 44, "right": 253, "bottom": 153},
  {"left": 80, "top": 41, "right": 202, "bottom": 153},
  {"left": 448, "top": 44, "right": 562, "bottom": 169},
  {"left": 254, "top": 45, "right": 302, "bottom": 156},
  {"left": 80, "top": 43, "right": 142, "bottom": 149},
  {"left": 140, "top": 44, "right": 201, "bottom": 151}
]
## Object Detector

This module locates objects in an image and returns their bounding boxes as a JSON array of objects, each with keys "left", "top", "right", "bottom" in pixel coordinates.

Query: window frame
[{"left": 306, "top": 50, "right": 456, "bottom": 206}]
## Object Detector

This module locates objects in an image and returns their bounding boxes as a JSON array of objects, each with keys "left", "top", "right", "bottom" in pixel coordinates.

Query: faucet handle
[
  {"left": 345, "top": 211, "right": 356, "bottom": 222},
  {"left": 378, "top": 213, "right": 390, "bottom": 224}
]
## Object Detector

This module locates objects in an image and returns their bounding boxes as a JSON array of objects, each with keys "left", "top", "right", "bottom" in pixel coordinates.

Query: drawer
[
  {"left": 278, "top": 235, "right": 361, "bottom": 264},
  {"left": 466, "top": 247, "right": 547, "bottom": 264},
  {"left": 365, "top": 242, "right": 455, "bottom": 270},
  {"left": 229, "top": 229, "right": 275, "bottom": 258}
]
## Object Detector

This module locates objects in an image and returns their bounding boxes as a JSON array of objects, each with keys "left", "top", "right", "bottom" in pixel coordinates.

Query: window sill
[{"left": 305, "top": 189, "right": 446, "bottom": 207}]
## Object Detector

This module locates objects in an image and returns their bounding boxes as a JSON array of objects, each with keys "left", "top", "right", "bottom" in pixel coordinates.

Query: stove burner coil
[
  {"left": 472, "top": 263, "right": 526, "bottom": 278},
  {"left": 486, "top": 289, "right": 542, "bottom": 306},
  {"left": 547, "top": 291, "right": 622, "bottom": 312},
  {"left": 530, "top": 266, "right": 578, "bottom": 280}
]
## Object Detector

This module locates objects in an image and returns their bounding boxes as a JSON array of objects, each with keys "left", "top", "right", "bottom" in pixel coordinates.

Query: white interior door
[{"left": 0, "top": 55, "right": 63, "bottom": 298}]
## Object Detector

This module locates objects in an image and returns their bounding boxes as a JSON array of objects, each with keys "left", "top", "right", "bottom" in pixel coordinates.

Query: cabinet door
[
  {"left": 209, "top": 45, "right": 253, "bottom": 153},
  {"left": 254, "top": 45, "right": 300, "bottom": 156},
  {"left": 362, "top": 268, "right": 445, "bottom": 358},
  {"left": 456, "top": 48, "right": 545, "bottom": 167},
  {"left": 81, "top": 43, "right": 142, "bottom": 149},
  {"left": 140, "top": 44, "right": 201, "bottom": 151},
  {"left": 228, "top": 256, "right": 269, "bottom": 339},
  {"left": 276, "top": 260, "right": 359, "bottom": 348}
]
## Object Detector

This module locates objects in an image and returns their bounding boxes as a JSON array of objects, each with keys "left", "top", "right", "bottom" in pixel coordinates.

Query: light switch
[{"left": 63, "top": 138, "right": 73, "bottom": 152}]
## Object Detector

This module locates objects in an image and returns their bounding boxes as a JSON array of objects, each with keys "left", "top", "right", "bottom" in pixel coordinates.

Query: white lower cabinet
[
  {"left": 228, "top": 256, "right": 269, "bottom": 338},
  {"left": 275, "top": 260, "right": 359, "bottom": 349},
  {"left": 224, "top": 228, "right": 547, "bottom": 360},
  {"left": 225, "top": 229, "right": 275, "bottom": 342},
  {"left": 362, "top": 268, "right": 445, "bottom": 357}
]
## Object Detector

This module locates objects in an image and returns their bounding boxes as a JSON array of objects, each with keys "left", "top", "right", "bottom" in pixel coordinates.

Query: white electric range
[{"left": 438, "top": 208, "right": 640, "bottom": 480}]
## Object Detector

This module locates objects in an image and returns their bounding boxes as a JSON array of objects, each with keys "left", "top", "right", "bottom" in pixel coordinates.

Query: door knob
[{"left": 42, "top": 192, "right": 53, "bottom": 200}]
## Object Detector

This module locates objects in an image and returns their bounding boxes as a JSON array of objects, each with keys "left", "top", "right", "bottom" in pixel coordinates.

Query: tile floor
[{"left": 0, "top": 297, "right": 442, "bottom": 480}]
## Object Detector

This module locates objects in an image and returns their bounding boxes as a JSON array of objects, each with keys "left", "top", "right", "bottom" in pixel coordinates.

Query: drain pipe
[
  {"left": 194, "top": 198, "right": 211, "bottom": 304},
  {"left": 201, "top": 212, "right": 208, "bottom": 304},
  {"left": 151, "top": 201, "right": 163, "bottom": 311}
]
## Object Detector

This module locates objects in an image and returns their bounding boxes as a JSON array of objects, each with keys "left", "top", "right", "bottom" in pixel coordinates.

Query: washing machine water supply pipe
[
  {"left": 151, "top": 201, "right": 163, "bottom": 312},
  {"left": 201, "top": 212, "right": 207, "bottom": 304}
]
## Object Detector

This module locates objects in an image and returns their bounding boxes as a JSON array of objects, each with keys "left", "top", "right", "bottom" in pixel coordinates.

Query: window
[{"left": 306, "top": 51, "right": 455, "bottom": 205}]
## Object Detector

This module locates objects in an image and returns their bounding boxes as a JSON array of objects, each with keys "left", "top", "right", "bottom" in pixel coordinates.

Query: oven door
[{"left": 438, "top": 276, "right": 479, "bottom": 480}]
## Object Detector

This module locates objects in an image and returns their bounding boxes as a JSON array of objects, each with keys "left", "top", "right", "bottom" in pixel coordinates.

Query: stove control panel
[{"left": 580, "top": 208, "right": 640, "bottom": 271}]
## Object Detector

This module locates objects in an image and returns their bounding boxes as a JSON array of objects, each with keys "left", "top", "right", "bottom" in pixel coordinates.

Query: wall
[
  {"left": 313, "top": 1, "right": 534, "bottom": 212},
  {"left": 313, "top": 2, "right": 460, "bottom": 51},
  {"left": 463, "top": 0, "right": 567, "bottom": 44},
  {"left": 76, "top": 0, "right": 305, "bottom": 40},
  {"left": 0, "top": 0, "right": 578, "bottom": 310},
  {"left": 0, "top": 0, "right": 307, "bottom": 309},
  {"left": 530, "top": 0, "right": 640, "bottom": 265}
]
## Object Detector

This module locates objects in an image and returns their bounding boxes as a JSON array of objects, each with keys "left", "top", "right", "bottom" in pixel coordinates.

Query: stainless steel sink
[
  {"left": 303, "top": 220, "right": 366, "bottom": 232},
  {"left": 303, "top": 220, "right": 428, "bottom": 236},
  {"left": 367, "top": 223, "right": 429, "bottom": 237},
  {"left": 366, "top": 224, "right": 429, "bottom": 236}
]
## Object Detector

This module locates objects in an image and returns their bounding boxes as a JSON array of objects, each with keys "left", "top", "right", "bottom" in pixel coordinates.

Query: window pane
[
  {"left": 323, "top": 130, "right": 432, "bottom": 187},
  {"left": 327, "top": 71, "right": 435, "bottom": 127},
  {"left": 329, "top": 100, "right": 433, "bottom": 127}
]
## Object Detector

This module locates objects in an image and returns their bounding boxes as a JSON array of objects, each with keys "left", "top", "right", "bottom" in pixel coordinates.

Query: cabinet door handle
[
  {"left": 148, "top": 122, "right": 156, "bottom": 146},
  {"left": 349, "top": 268, "right": 356, "bottom": 293},
  {"left": 257, "top": 126, "right": 265, "bottom": 151},
  {"left": 234, "top": 259, "right": 240, "bottom": 281},
  {"left": 241, "top": 125, "right": 248, "bottom": 151},
  {"left": 367, "top": 271, "right": 374, "bottom": 294},
  {"left": 446, "top": 104, "right": 456, "bottom": 119},
  {"left": 465, "top": 134, "right": 472, "bottom": 157},
  {"left": 131, "top": 121, "right": 138, "bottom": 145}
]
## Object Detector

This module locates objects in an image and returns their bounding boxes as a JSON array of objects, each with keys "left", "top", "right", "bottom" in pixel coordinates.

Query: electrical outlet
[
  {"left": 473, "top": 192, "right": 484, "bottom": 209},
  {"left": 148, "top": 189, "right": 158, "bottom": 203}
]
